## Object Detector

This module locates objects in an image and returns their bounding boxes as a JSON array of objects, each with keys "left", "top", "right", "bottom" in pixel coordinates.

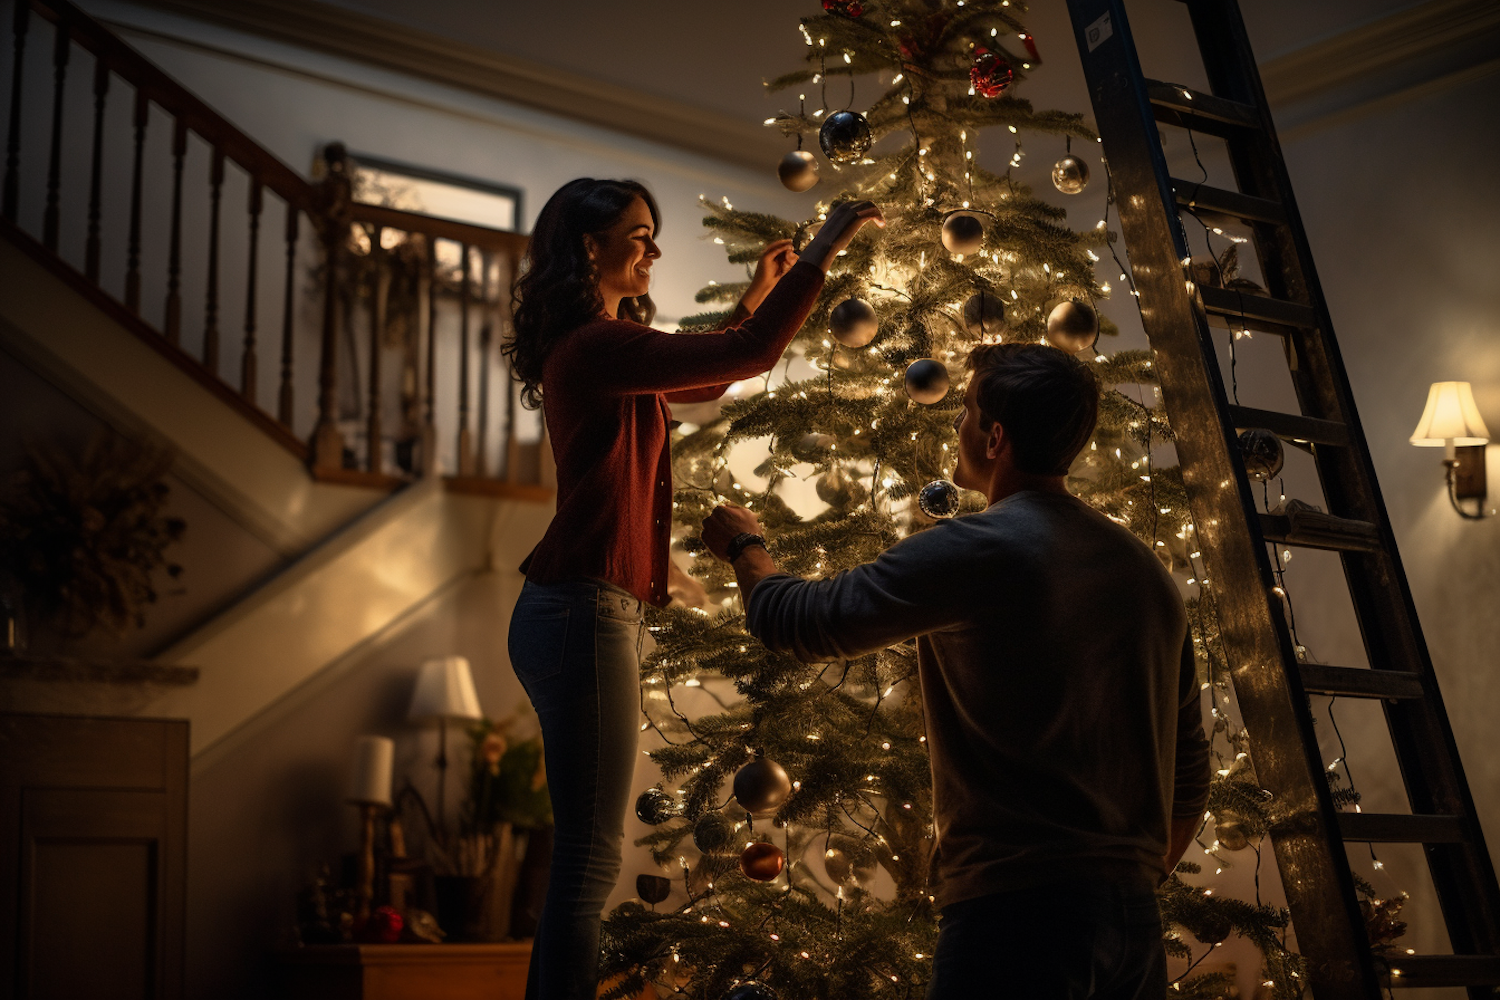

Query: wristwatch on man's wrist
[{"left": 726, "top": 532, "right": 767, "bottom": 563}]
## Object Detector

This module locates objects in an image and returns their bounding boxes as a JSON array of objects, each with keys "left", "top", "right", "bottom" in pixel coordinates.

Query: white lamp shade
[
  {"left": 408, "top": 655, "right": 483, "bottom": 722},
  {"left": 1411, "top": 381, "right": 1491, "bottom": 447},
  {"left": 348, "top": 735, "right": 394, "bottom": 805}
]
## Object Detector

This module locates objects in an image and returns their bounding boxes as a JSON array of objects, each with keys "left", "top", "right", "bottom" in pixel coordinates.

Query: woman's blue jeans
[
  {"left": 927, "top": 873, "right": 1166, "bottom": 1000},
  {"left": 508, "top": 578, "right": 644, "bottom": 1000}
]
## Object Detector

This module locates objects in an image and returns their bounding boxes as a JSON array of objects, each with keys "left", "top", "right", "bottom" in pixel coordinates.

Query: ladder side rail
[
  {"left": 1064, "top": 1, "right": 1379, "bottom": 995},
  {"left": 1185, "top": 0, "right": 1500, "bottom": 962}
]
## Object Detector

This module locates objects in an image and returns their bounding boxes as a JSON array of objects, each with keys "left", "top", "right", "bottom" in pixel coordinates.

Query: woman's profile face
[{"left": 586, "top": 196, "right": 660, "bottom": 308}]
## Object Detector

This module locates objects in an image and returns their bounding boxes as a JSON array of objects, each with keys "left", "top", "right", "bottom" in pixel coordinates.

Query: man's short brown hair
[{"left": 963, "top": 343, "right": 1100, "bottom": 476}]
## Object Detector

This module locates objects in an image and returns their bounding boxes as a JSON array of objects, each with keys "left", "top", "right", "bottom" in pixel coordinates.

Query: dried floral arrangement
[{"left": 0, "top": 430, "right": 185, "bottom": 637}]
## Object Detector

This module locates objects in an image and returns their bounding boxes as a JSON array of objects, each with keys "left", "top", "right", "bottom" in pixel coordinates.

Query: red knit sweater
[{"left": 520, "top": 260, "right": 826, "bottom": 606}]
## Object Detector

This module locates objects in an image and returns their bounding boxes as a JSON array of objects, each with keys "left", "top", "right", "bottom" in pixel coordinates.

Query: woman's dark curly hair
[{"left": 504, "top": 178, "right": 660, "bottom": 409}]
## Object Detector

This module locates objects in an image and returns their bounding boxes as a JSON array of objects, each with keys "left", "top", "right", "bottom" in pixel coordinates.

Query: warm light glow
[{"left": 1410, "top": 381, "right": 1490, "bottom": 447}]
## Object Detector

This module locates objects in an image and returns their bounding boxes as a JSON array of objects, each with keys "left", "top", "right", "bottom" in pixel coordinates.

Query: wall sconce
[{"left": 1410, "top": 381, "right": 1491, "bottom": 519}]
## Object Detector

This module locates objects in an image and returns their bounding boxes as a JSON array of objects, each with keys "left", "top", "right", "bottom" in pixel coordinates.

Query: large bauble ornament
[
  {"left": 1051, "top": 155, "right": 1090, "bottom": 195},
  {"left": 823, "top": 846, "right": 874, "bottom": 885},
  {"left": 1214, "top": 816, "right": 1251, "bottom": 852},
  {"left": 1045, "top": 299, "right": 1099, "bottom": 353},
  {"left": 962, "top": 291, "right": 1007, "bottom": 337},
  {"left": 1192, "top": 911, "right": 1234, "bottom": 946},
  {"left": 941, "top": 211, "right": 985, "bottom": 255},
  {"left": 1238, "top": 428, "right": 1284, "bottom": 480},
  {"left": 818, "top": 110, "right": 872, "bottom": 164},
  {"left": 739, "top": 841, "right": 787, "bottom": 882},
  {"left": 918, "top": 479, "right": 962, "bottom": 519},
  {"left": 693, "top": 812, "right": 738, "bottom": 854},
  {"left": 791, "top": 432, "right": 835, "bottom": 462},
  {"left": 821, "top": 0, "right": 862, "bottom": 16},
  {"left": 725, "top": 982, "right": 780, "bottom": 1000},
  {"left": 634, "top": 787, "right": 677, "bottom": 826},
  {"left": 732, "top": 757, "right": 792, "bottom": 813},
  {"left": 636, "top": 873, "right": 672, "bottom": 905},
  {"left": 777, "top": 150, "right": 819, "bottom": 192},
  {"left": 970, "top": 48, "right": 1015, "bottom": 98},
  {"left": 904, "top": 359, "right": 951, "bottom": 404},
  {"left": 829, "top": 297, "right": 878, "bottom": 347},
  {"left": 816, "top": 467, "right": 866, "bottom": 507}
]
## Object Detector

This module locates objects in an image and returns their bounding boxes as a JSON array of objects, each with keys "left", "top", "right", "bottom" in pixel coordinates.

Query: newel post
[{"left": 310, "top": 142, "right": 352, "bottom": 472}]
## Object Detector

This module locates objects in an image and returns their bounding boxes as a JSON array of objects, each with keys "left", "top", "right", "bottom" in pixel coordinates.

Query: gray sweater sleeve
[
  {"left": 746, "top": 521, "right": 975, "bottom": 662},
  {"left": 1172, "top": 636, "right": 1212, "bottom": 818}
]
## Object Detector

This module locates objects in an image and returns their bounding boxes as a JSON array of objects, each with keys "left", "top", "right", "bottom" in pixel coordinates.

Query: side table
[{"left": 280, "top": 942, "right": 531, "bottom": 1000}]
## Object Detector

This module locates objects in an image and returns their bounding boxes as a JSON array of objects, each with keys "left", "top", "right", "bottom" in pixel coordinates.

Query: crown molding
[
  {"left": 127, "top": 0, "right": 786, "bottom": 170},
  {"left": 1260, "top": 0, "right": 1500, "bottom": 129}
]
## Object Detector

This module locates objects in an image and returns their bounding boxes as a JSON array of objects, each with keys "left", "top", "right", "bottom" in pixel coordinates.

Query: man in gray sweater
[{"left": 703, "top": 342, "right": 1210, "bottom": 999}]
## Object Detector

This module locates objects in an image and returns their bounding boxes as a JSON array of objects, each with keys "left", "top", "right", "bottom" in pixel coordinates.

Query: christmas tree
[{"left": 600, "top": 3, "right": 1307, "bottom": 997}]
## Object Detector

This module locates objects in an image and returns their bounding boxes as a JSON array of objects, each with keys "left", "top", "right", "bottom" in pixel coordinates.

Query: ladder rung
[
  {"left": 1146, "top": 80, "right": 1261, "bottom": 133},
  {"left": 1384, "top": 954, "right": 1500, "bottom": 988},
  {"left": 1259, "top": 512, "right": 1379, "bottom": 552},
  {"left": 1173, "top": 179, "right": 1285, "bottom": 225},
  {"left": 1199, "top": 285, "right": 1318, "bottom": 333},
  {"left": 1227, "top": 405, "right": 1348, "bottom": 446},
  {"left": 1339, "top": 813, "right": 1466, "bottom": 844},
  {"left": 1299, "top": 665, "right": 1424, "bottom": 700}
]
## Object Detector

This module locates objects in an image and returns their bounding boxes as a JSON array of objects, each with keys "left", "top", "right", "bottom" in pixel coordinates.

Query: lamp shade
[
  {"left": 348, "top": 735, "right": 394, "bottom": 805},
  {"left": 1411, "top": 381, "right": 1491, "bottom": 447},
  {"left": 407, "top": 655, "right": 482, "bottom": 722}
]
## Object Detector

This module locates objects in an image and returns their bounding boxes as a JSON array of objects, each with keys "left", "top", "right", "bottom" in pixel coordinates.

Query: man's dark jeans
[
  {"left": 508, "top": 578, "right": 644, "bottom": 1000},
  {"left": 927, "top": 873, "right": 1166, "bottom": 1000}
]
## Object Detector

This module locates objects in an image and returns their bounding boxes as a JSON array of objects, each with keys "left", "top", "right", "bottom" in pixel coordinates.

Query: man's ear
[{"left": 985, "top": 421, "right": 1007, "bottom": 461}]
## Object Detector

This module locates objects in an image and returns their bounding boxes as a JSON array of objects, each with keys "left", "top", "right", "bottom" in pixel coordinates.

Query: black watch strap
[{"left": 726, "top": 532, "right": 767, "bottom": 562}]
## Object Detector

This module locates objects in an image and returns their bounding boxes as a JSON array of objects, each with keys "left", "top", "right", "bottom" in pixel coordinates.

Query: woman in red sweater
[{"left": 503, "top": 178, "right": 880, "bottom": 1000}]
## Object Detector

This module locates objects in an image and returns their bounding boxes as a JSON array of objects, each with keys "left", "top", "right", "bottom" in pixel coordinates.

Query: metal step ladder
[{"left": 1063, "top": 1, "right": 1500, "bottom": 996}]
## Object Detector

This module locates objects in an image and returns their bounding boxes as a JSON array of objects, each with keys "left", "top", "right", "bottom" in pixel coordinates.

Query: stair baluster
[
  {"left": 2, "top": 1, "right": 27, "bottom": 222},
  {"left": 203, "top": 147, "right": 224, "bottom": 373},
  {"left": 42, "top": 8, "right": 67, "bottom": 252},
  {"left": 277, "top": 201, "right": 298, "bottom": 426},
  {"left": 163, "top": 118, "right": 186, "bottom": 344},
  {"left": 241, "top": 179, "right": 261, "bottom": 401},
  {"left": 124, "top": 86, "right": 145, "bottom": 312},
  {"left": 456, "top": 241, "right": 475, "bottom": 477},
  {"left": 366, "top": 224, "right": 387, "bottom": 476},
  {"left": 84, "top": 56, "right": 106, "bottom": 282}
]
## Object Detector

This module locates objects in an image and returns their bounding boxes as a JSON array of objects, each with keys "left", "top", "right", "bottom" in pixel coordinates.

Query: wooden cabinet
[
  {"left": 279, "top": 943, "right": 533, "bottom": 1000},
  {"left": 0, "top": 713, "right": 189, "bottom": 1000}
]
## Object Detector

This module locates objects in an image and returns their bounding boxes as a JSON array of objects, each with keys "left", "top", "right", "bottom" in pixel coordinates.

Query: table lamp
[{"left": 408, "top": 656, "right": 482, "bottom": 842}]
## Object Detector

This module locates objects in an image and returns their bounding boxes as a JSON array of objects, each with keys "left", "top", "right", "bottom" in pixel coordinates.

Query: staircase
[{"left": 1, "top": 0, "right": 553, "bottom": 754}]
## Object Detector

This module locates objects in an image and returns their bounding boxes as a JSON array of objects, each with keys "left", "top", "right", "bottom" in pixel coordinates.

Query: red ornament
[
  {"left": 970, "top": 48, "right": 1014, "bottom": 98},
  {"left": 739, "top": 841, "right": 786, "bottom": 882},
  {"left": 1019, "top": 32, "right": 1041, "bottom": 63},
  {"left": 822, "top": 0, "right": 863, "bottom": 16},
  {"left": 357, "top": 905, "right": 403, "bottom": 943}
]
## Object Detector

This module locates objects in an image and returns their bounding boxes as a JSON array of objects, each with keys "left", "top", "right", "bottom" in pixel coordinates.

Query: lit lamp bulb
[{"left": 1410, "top": 380, "right": 1491, "bottom": 518}]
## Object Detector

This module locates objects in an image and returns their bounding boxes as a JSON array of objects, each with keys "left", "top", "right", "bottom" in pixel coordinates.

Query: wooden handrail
[
  {"left": 26, "top": 0, "right": 314, "bottom": 209},
  {"left": 348, "top": 203, "right": 529, "bottom": 255}
]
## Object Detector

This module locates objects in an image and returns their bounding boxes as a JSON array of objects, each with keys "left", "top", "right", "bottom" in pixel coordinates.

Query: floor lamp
[{"left": 408, "top": 655, "right": 483, "bottom": 845}]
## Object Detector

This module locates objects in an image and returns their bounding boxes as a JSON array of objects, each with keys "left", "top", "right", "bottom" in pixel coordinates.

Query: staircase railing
[{"left": 2, "top": 0, "right": 549, "bottom": 494}]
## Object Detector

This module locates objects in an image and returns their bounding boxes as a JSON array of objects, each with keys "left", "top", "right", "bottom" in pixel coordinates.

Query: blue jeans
[
  {"left": 508, "top": 578, "right": 644, "bottom": 1000},
  {"left": 927, "top": 873, "right": 1166, "bottom": 1000}
]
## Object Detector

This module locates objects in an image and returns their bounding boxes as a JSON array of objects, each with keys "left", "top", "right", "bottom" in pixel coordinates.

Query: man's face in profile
[{"left": 952, "top": 380, "right": 992, "bottom": 492}]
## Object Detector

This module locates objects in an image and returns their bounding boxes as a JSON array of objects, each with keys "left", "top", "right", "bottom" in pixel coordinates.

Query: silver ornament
[
  {"left": 1051, "top": 155, "right": 1090, "bottom": 195},
  {"left": 962, "top": 291, "right": 1007, "bottom": 337},
  {"left": 829, "top": 297, "right": 878, "bottom": 348},
  {"left": 777, "top": 150, "right": 819, "bottom": 192},
  {"left": 941, "top": 211, "right": 985, "bottom": 255},
  {"left": 1238, "top": 428, "right": 1284, "bottom": 480},
  {"left": 918, "top": 479, "right": 961, "bottom": 519},
  {"left": 790, "top": 432, "right": 835, "bottom": 462},
  {"left": 732, "top": 757, "right": 792, "bottom": 813},
  {"left": 1215, "top": 817, "right": 1251, "bottom": 852},
  {"left": 634, "top": 788, "right": 677, "bottom": 825},
  {"left": 904, "top": 358, "right": 951, "bottom": 404},
  {"left": 818, "top": 110, "right": 872, "bottom": 164},
  {"left": 726, "top": 983, "right": 779, "bottom": 1000},
  {"left": 692, "top": 812, "right": 738, "bottom": 854},
  {"left": 816, "top": 467, "right": 866, "bottom": 507},
  {"left": 1045, "top": 299, "right": 1099, "bottom": 353}
]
